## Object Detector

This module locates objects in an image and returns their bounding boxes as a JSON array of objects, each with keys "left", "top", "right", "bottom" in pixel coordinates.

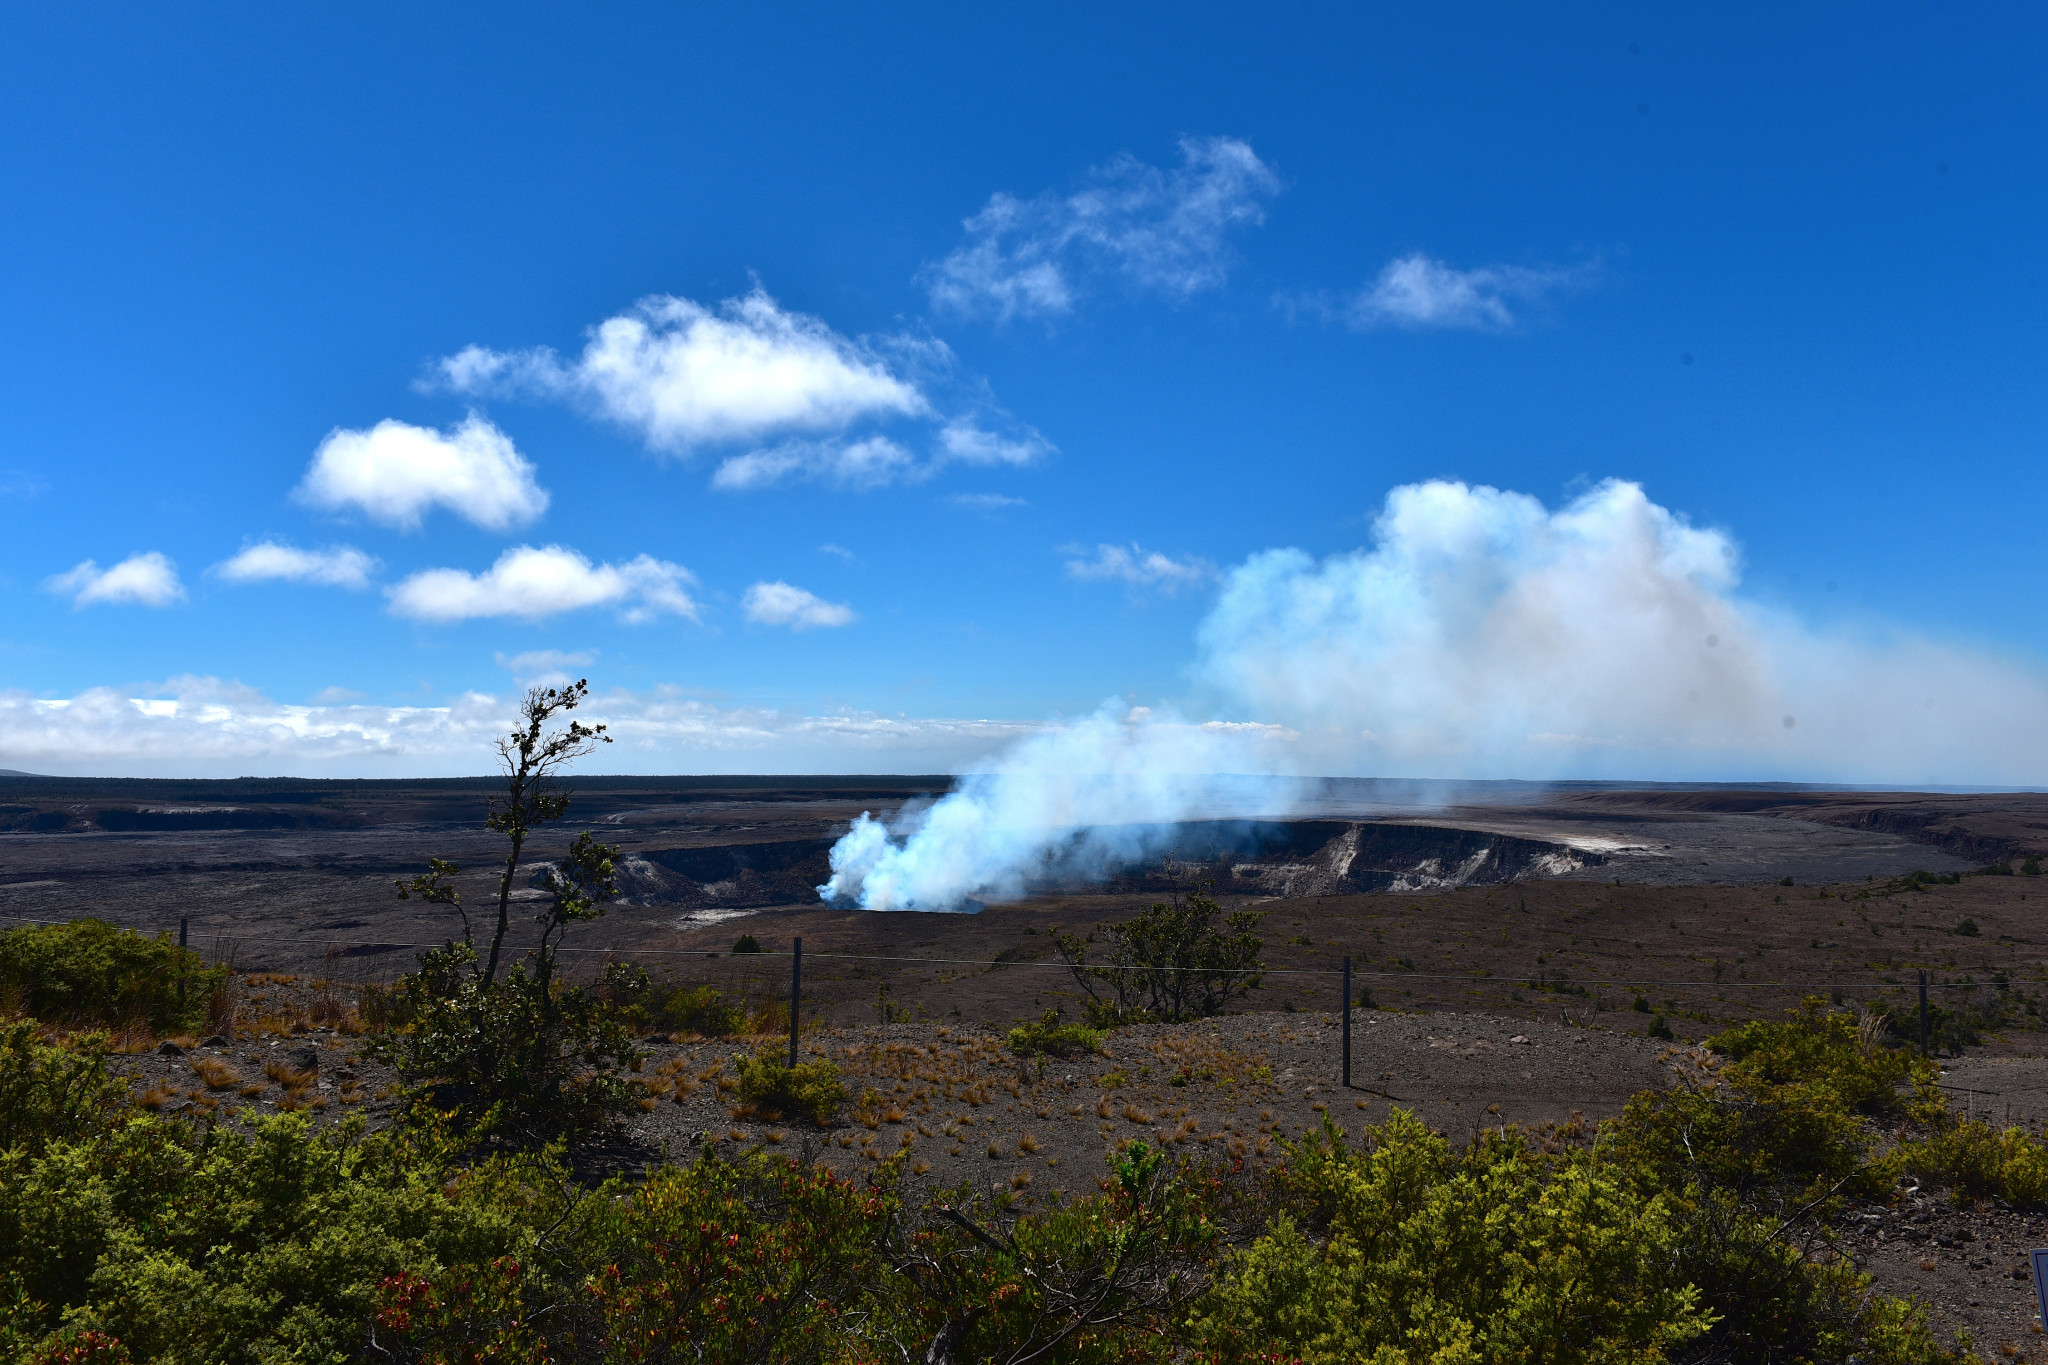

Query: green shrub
[
  {"left": 1198, "top": 1111, "right": 1712, "bottom": 1364},
  {"left": 1005, "top": 1011, "right": 1103, "bottom": 1059},
  {"left": 374, "top": 941, "right": 643, "bottom": 1143},
  {"left": 1889, "top": 1120, "right": 2048, "bottom": 1206},
  {"left": 651, "top": 982, "right": 749, "bottom": 1036},
  {"left": 734, "top": 1053, "right": 846, "bottom": 1125},
  {"left": 0, "top": 1022, "right": 125, "bottom": 1156},
  {"left": 1053, "top": 876, "right": 1264, "bottom": 1025},
  {"left": 0, "top": 920, "right": 223, "bottom": 1033},
  {"left": 732, "top": 934, "right": 762, "bottom": 954}
]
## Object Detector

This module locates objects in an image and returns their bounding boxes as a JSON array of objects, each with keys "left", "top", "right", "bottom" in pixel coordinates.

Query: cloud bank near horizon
[{"left": 0, "top": 679, "right": 1034, "bottom": 778}]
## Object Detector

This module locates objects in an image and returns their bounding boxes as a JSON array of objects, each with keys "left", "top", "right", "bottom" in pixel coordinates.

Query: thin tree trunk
[{"left": 484, "top": 827, "right": 524, "bottom": 988}]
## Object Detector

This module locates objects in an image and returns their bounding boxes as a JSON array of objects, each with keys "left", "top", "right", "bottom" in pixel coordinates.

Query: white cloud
[
  {"left": 45, "top": 553, "right": 185, "bottom": 608},
  {"left": 435, "top": 289, "right": 928, "bottom": 452},
  {"left": 494, "top": 649, "right": 597, "bottom": 687},
  {"left": 708, "top": 421, "right": 1052, "bottom": 491},
  {"left": 742, "top": 581, "right": 856, "bottom": 631},
  {"left": 387, "top": 545, "right": 697, "bottom": 623},
  {"left": 1064, "top": 543, "right": 1216, "bottom": 594},
  {"left": 213, "top": 542, "right": 377, "bottom": 589},
  {"left": 818, "top": 543, "right": 857, "bottom": 561},
  {"left": 711, "top": 436, "right": 920, "bottom": 491},
  {"left": 1347, "top": 253, "right": 1589, "bottom": 331},
  {"left": 936, "top": 421, "right": 1044, "bottom": 467},
  {"left": 496, "top": 649, "right": 596, "bottom": 675},
  {"left": 925, "top": 136, "right": 1281, "bottom": 321},
  {"left": 0, "top": 677, "right": 1032, "bottom": 777},
  {"left": 0, "top": 470, "right": 47, "bottom": 498},
  {"left": 950, "top": 493, "right": 1029, "bottom": 512},
  {"left": 1196, "top": 478, "right": 2048, "bottom": 783},
  {"left": 295, "top": 415, "right": 548, "bottom": 531}
]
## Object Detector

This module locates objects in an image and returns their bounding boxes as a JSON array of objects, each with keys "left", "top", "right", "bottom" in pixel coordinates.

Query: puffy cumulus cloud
[
  {"left": 386, "top": 545, "right": 697, "bottom": 624},
  {"left": 435, "top": 289, "right": 927, "bottom": 452},
  {"left": 1064, "top": 543, "right": 1216, "bottom": 594},
  {"left": 742, "top": 581, "right": 855, "bottom": 630},
  {"left": 45, "top": 552, "right": 184, "bottom": 608},
  {"left": 1346, "top": 254, "right": 1591, "bottom": 331},
  {"left": 0, "top": 678, "right": 1032, "bottom": 778},
  {"left": 434, "top": 288, "right": 1049, "bottom": 492},
  {"left": 1194, "top": 478, "right": 2048, "bottom": 785},
  {"left": 925, "top": 136, "right": 1281, "bottom": 321},
  {"left": 213, "top": 542, "right": 377, "bottom": 589},
  {"left": 295, "top": 415, "right": 547, "bottom": 531}
]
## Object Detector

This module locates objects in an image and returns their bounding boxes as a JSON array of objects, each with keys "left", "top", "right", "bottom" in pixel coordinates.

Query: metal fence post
[
  {"left": 1918, "top": 970, "right": 1929, "bottom": 1058},
  {"left": 1342, "top": 956, "right": 1352, "bottom": 1088},
  {"left": 789, "top": 937, "right": 802, "bottom": 1068}
]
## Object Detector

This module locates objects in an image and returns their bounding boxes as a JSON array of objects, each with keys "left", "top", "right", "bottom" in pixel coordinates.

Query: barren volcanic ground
[{"left": 17, "top": 773, "right": 2048, "bottom": 1352}]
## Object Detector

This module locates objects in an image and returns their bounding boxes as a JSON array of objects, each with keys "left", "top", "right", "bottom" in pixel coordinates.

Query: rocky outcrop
[{"left": 1081, "top": 820, "right": 1603, "bottom": 895}]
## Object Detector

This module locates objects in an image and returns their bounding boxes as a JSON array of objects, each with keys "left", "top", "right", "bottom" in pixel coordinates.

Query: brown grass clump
[
  {"left": 1017, "top": 1133, "right": 1040, "bottom": 1154},
  {"left": 1096, "top": 1095, "right": 1115, "bottom": 1119},
  {"left": 1010, "top": 1171, "right": 1032, "bottom": 1189},
  {"left": 264, "top": 1060, "right": 315, "bottom": 1088},
  {"left": 986, "top": 1140, "right": 1004, "bottom": 1159},
  {"left": 135, "top": 1084, "right": 177, "bottom": 1111},
  {"left": 188, "top": 1056, "right": 241, "bottom": 1090},
  {"left": 1121, "top": 1103, "right": 1153, "bottom": 1125}
]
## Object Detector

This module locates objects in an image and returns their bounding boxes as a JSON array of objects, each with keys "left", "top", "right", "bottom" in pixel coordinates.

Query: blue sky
[{"left": 3, "top": 3, "right": 2045, "bottom": 780}]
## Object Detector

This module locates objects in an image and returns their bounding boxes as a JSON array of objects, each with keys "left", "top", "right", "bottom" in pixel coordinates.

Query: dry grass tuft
[
  {"left": 1017, "top": 1133, "right": 1040, "bottom": 1154},
  {"left": 188, "top": 1056, "right": 242, "bottom": 1090}
]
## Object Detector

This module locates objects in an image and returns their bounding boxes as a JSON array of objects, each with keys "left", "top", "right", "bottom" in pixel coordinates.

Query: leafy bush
[
  {"left": 733, "top": 934, "right": 762, "bottom": 954},
  {"left": 1053, "top": 876, "right": 1264, "bottom": 1025},
  {"left": 655, "top": 982, "right": 750, "bottom": 1037},
  {"left": 0, "top": 1021, "right": 125, "bottom": 1156},
  {"left": 375, "top": 941, "right": 643, "bottom": 1143},
  {"left": 0, "top": 919, "right": 223, "bottom": 1033},
  {"left": 1005, "top": 1010, "right": 1103, "bottom": 1059},
  {"left": 0, "top": 1110, "right": 555, "bottom": 1364},
  {"left": 1199, "top": 1110, "right": 1712, "bottom": 1364},
  {"left": 1889, "top": 1119, "right": 2048, "bottom": 1206},
  {"left": 735, "top": 1053, "right": 847, "bottom": 1125}
]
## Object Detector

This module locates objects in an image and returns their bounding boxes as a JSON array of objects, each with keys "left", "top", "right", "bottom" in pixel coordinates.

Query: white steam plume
[
  {"left": 821, "top": 476, "right": 2048, "bottom": 913},
  {"left": 817, "top": 705, "right": 1303, "bottom": 911},
  {"left": 1196, "top": 478, "right": 2048, "bottom": 784}
]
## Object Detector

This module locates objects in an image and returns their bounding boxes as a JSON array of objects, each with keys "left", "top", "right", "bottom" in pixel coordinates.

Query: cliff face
[
  {"left": 1086, "top": 820, "right": 1602, "bottom": 896},
  {"left": 606, "top": 820, "right": 1604, "bottom": 912}
]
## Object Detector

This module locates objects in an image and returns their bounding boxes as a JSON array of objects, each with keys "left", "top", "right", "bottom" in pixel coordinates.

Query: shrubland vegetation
[{"left": 4, "top": 893, "right": 2034, "bottom": 1364}]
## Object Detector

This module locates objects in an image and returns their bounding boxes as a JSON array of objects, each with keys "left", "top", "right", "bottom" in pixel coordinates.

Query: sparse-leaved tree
[
  {"left": 1053, "top": 870, "right": 1265, "bottom": 1026},
  {"left": 381, "top": 680, "right": 638, "bottom": 1142}
]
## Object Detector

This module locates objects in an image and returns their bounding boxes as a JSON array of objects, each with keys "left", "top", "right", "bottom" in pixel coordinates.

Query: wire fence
[{"left": 3, "top": 912, "right": 2030, "bottom": 994}]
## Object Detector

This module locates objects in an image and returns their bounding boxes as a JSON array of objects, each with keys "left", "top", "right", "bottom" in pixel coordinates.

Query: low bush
[
  {"left": 1005, "top": 1010, "right": 1103, "bottom": 1059},
  {"left": 374, "top": 942, "right": 643, "bottom": 1143},
  {"left": 734, "top": 1053, "right": 847, "bottom": 1125},
  {"left": 0, "top": 919, "right": 223, "bottom": 1033},
  {"left": 1199, "top": 1111, "right": 1713, "bottom": 1364},
  {"left": 0, "top": 1021, "right": 126, "bottom": 1156}
]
